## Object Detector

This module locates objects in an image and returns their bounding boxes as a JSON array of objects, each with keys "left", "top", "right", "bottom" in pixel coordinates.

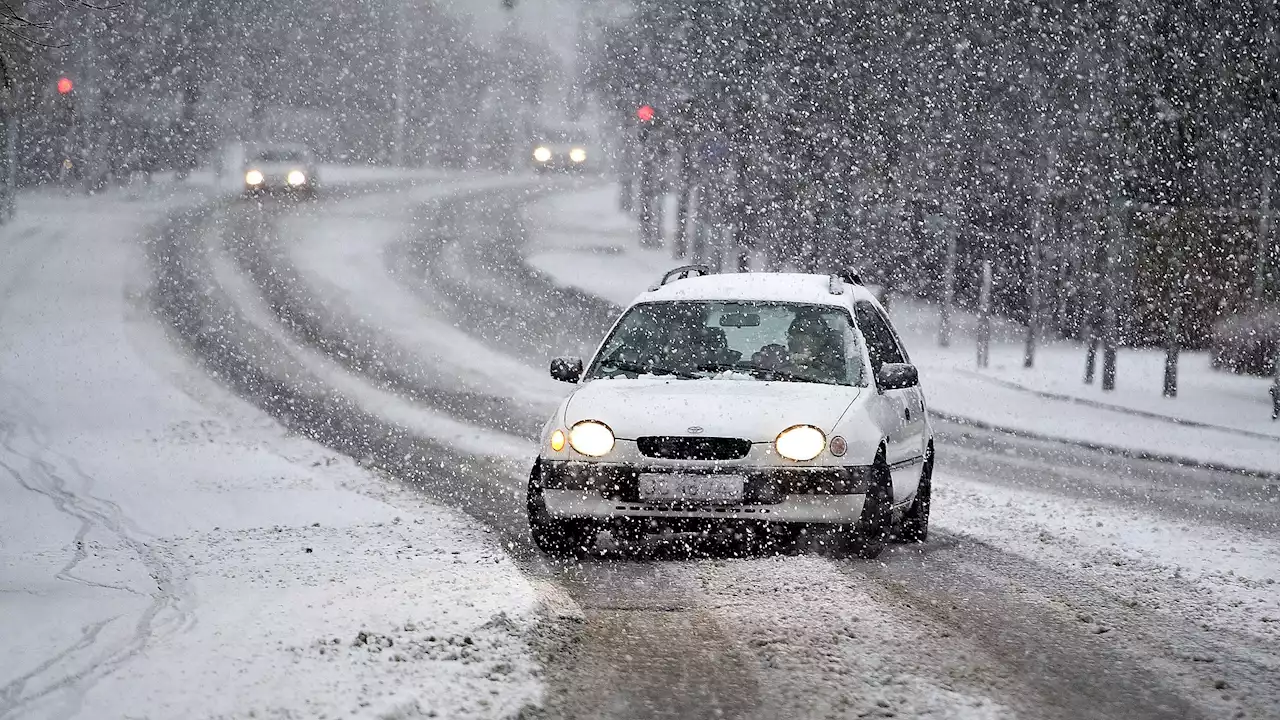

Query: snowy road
[{"left": 25, "top": 175, "right": 1276, "bottom": 718}]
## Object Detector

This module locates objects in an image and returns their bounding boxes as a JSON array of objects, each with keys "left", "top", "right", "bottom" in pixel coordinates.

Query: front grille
[
  {"left": 636, "top": 436, "right": 752, "bottom": 461},
  {"left": 540, "top": 462, "right": 872, "bottom": 504}
]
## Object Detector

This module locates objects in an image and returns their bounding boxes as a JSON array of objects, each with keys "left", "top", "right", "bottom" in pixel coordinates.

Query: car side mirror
[
  {"left": 876, "top": 363, "right": 919, "bottom": 391},
  {"left": 550, "top": 356, "right": 584, "bottom": 383}
]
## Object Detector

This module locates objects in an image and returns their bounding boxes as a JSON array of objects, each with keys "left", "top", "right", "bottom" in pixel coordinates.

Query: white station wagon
[{"left": 528, "top": 266, "right": 934, "bottom": 559}]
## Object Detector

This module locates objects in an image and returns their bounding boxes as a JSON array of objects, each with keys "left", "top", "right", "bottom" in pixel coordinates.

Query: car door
[{"left": 853, "top": 301, "right": 924, "bottom": 503}]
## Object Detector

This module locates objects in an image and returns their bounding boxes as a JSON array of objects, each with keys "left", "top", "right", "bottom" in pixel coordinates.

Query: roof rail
[
  {"left": 828, "top": 267, "right": 863, "bottom": 294},
  {"left": 649, "top": 264, "right": 711, "bottom": 291},
  {"left": 840, "top": 267, "right": 863, "bottom": 285}
]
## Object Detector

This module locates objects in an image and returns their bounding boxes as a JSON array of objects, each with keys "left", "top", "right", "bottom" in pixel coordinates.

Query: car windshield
[
  {"left": 587, "top": 301, "right": 867, "bottom": 386},
  {"left": 254, "top": 148, "right": 306, "bottom": 163},
  {"left": 535, "top": 128, "right": 581, "bottom": 144}
]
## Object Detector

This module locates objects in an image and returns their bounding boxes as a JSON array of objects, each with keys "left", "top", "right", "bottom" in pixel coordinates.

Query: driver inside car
[{"left": 784, "top": 315, "right": 845, "bottom": 382}]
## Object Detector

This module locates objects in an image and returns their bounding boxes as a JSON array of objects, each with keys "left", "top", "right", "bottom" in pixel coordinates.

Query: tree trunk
[
  {"left": 939, "top": 217, "right": 958, "bottom": 347},
  {"left": 977, "top": 259, "right": 993, "bottom": 368}
]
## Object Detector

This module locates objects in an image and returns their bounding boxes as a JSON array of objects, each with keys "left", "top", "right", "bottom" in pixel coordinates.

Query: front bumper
[
  {"left": 244, "top": 181, "right": 311, "bottom": 195},
  {"left": 542, "top": 490, "right": 866, "bottom": 522},
  {"left": 537, "top": 460, "right": 871, "bottom": 523},
  {"left": 532, "top": 160, "right": 587, "bottom": 173}
]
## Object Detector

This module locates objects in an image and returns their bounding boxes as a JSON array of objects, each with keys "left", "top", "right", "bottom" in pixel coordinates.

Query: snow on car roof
[{"left": 634, "top": 272, "right": 878, "bottom": 306}]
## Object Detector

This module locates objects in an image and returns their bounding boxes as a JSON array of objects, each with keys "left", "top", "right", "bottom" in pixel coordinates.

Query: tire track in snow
[
  {"left": 0, "top": 393, "right": 195, "bottom": 719},
  {"left": 219, "top": 189, "right": 545, "bottom": 440}
]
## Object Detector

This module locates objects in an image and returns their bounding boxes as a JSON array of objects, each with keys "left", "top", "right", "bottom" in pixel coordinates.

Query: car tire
[
  {"left": 787, "top": 454, "right": 892, "bottom": 559},
  {"left": 845, "top": 453, "right": 894, "bottom": 559},
  {"left": 896, "top": 444, "right": 933, "bottom": 544},
  {"left": 526, "top": 463, "right": 596, "bottom": 557}
]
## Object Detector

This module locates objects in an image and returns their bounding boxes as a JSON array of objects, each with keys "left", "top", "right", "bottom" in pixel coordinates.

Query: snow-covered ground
[
  {"left": 523, "top": 186, "right": 1280, "bottom": 475},
  {"left": 0, "top": 187, "right": 541, "bottom": 719}
]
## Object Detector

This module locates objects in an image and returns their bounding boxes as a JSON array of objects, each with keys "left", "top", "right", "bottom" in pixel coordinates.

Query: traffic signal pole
[
  {"left": 674, "top": 141, "right": 693, "bottom": 259},
  {"left": 618, "top": 122, "right": 634, "bottom": 213},
  {"left": 635, "top": 105, "right": 662, "bottom": 249},
  {"left": 637, "top": 122, "right": 659, "bottom": 248}
]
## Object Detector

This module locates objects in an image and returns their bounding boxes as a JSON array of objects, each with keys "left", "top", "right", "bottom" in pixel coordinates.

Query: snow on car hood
[{"left": 564, "top": 377, "right": 861, "bottom": 441}]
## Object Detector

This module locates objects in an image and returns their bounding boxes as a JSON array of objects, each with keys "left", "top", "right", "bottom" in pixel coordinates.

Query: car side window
[{"left": 853, "top": 301, "right": 906, "bottom": 372}]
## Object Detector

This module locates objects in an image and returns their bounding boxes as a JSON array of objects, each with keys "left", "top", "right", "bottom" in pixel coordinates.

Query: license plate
[{"left": 638, "top": 473, "right": 745, "bottom": 504}]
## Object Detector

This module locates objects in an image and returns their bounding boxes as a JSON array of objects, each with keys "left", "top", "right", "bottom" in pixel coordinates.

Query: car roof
[{"left": 633, "top": 272, "right": 879, "bottom": 307}]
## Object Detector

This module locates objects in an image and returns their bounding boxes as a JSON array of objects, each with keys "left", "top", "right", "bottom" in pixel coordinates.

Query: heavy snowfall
[{"left": 0, "top": 1, "right": 1277, "bottom": 719}]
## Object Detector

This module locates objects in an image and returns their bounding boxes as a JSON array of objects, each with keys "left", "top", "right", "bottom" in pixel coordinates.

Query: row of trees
[
  {"left": 594, "top": 0, "right": 1278, "bottom": 362},
  {"left": 5, "top": 0, "right": 553, "bottom": 187}
]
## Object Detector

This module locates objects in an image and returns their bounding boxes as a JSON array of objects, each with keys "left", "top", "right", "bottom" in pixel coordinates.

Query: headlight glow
[
  {"left": 549, "top": 429, "right": 566, "bottom": 452},
  {"left": 287, "top": 170, "right": 307, "bottom": 186},
  {"left": 568, "top": 421, "right": 614, "bottom": 457},
  {"left": 775, "top": 425, "right": 826, "bottom": 461},
  {"left": 569, "top": 147, "right": 587, "bottom": 163},
  {"left": 244, "top": 169, "right": 264, "bottom": 186},
  {"left": 533, "top": 146, "right": 552, "bottom": 163}
]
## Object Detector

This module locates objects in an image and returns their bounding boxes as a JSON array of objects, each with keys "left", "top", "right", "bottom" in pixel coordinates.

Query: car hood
[{"left": 564, "top": 378, "right": 861, "bottom": 441}]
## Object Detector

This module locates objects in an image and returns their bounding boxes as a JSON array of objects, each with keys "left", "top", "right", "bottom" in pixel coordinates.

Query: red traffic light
[
  {"left": 57, "top": 77, "right": 73, "bottom": 94},
  {"left": 636, "top": 104, "right": 655, "bottom": 122}
]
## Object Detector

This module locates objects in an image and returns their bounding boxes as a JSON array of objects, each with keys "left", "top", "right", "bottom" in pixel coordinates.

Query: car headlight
[
  {"left": 568, "top": 421, "right": 614, "bottom": 457},
  {"left": 287, "top": 170, "right": 307, "bottom": 186},
  {"left": 244, "top": 169, "right": 264, "bottom": 186},
  {"left": 533, "top": 146, "right": 552, "bottom": 163},
  {"left": 569, "top": 147, "right": 587, "bottom": 163},
  {"left": 775, "top": 425, "right": 826, "bottom": 461}
]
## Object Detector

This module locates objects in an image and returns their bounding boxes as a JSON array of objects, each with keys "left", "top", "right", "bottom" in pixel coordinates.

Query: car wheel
[
  {"left": 846, "top": 452, "right": 894, "bottom": 559},
  {"left": 526, "top": 463, "right": 596, "bottom": 557},
  {"left": 895, "top": 444, "right": 932, "bottom": 544}
]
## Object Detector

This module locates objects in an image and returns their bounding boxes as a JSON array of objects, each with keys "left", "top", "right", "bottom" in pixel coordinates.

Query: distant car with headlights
[
  {"left": 242, "top": 144, "right": 318, "bottom": 197},
  {"left": 529, "top": 128, "right": 593, "bottom": 173},
  {"left": 529, "top": 266, "right": 934, "bottom": 559}
]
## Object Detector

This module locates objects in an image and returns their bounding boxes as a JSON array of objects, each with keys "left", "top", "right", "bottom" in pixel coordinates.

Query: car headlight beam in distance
[
  {"left": 569, "top": 147, "right": 587, "bottom": 163},
  {"left": 287, "top": 169, "right": 307, "bottom": 186},
  {"left": 533, "top": 146, "right": 552, "bottom": 163},
  {"left": 568, "top": 420, "right": 615, "bottom": 457},
  {"left": 775, "top": 425, "right": 826, "bottom": 462},
  {"left": 244, "top": 169, "right": 264, "bottom": 186}
]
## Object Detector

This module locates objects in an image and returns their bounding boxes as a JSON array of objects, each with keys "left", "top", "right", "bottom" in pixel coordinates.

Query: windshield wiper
[
  {"left": 707, "top": 362, "right": 837, "bottom": 385},
  {"left": 602, "top": 360, "right": 697, "bottom": 379}
]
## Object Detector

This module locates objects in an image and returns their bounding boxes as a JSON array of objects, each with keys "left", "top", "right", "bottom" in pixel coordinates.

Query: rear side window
[{"left": 853, "top": 301, "right": 906, "bottom": 371}]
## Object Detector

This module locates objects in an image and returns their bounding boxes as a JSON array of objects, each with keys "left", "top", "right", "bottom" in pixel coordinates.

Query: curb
[
  {"left": 958, "top": 369, "right": 1280, "bottom": 443},
  {"left": 930, "top": 409, "right": 1280, "bottom": 481}
]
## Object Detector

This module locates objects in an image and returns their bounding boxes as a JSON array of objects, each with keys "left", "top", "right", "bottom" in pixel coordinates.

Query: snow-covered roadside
[
  {"left": 0, "top": 189, "right": 541, "bottom": 718},
  {"left": 522, "top": 185, "right": 1280, "bottom": 475},
  {"left": 524, "top": 186, "right": 677, "bottom": 305}
]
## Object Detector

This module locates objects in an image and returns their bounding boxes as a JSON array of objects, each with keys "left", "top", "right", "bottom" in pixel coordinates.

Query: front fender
[{"left": 829, "top": 392, "right": 889, "bottom": 466}]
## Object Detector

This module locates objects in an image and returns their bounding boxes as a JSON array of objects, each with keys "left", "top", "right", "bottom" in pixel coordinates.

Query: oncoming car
[
  {"left": 529, "top": 266, "right": 933, "bottom": 559},
  {"left": 529, "top": 128, "right": 593, "bottom": 173},
  {"left": 242, "top": 143, "right": 318, "bottom": 197}
]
